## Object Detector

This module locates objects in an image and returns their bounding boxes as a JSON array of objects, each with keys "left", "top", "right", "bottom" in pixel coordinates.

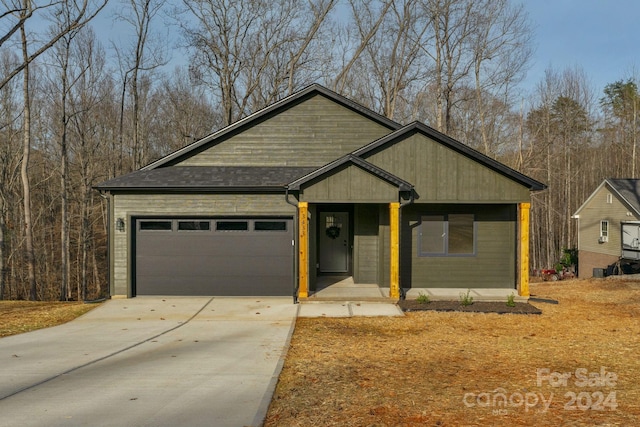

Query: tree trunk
[
  {"left": 60, "top": 45, "right": 70, "bottom": 301},
  {"left": 0, "top": 195, "right": 5, "bottom": 300},
  {"left": 20, "top": 11, "right": 37, "bottom": 300}
]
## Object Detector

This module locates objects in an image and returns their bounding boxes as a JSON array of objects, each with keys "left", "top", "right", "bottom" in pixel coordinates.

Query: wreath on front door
[{"left": 325, "top": 225, "right": 341, "bottom": 239}]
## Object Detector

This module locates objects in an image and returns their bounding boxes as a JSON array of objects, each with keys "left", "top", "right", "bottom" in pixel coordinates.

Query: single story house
[
  {"left": 573, "top": 178, "right": 640, "bottom": 277},
  {"left": 95, "top": 84, "right": 545, "bottom": 299}
]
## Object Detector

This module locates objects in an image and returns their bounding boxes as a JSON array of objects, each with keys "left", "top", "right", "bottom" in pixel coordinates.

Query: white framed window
[
  {"left": 606, "top": 193, "right": 613, "bottom": 204},
  {"left": 600, "top": 220, "right": 609, "bottom": 242}
]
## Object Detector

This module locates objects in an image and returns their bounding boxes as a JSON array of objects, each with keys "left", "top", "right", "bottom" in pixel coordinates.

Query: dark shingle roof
[
  {"left": 95, "top": 166, "right": 317, "bottom": 192},
  {"left": 608, "top": 179, "right": 640, "bottom": 213}
]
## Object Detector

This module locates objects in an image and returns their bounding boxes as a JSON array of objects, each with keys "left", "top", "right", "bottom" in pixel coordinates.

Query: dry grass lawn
[
  {"left": 0, "top": 301, "right": 98, "bottom": 338},
  {"left": 266, "top": 278, "right": 640, "bottom": 426}
]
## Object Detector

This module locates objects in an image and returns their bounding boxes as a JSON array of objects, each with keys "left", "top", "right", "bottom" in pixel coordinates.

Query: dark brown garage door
[{"left": 134, "top": 218, "right": 294, "bottom": 296}]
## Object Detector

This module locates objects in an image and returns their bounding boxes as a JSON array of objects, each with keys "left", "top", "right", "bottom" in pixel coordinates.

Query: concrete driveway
[{"left": 0, "top": 297, "right": 298, "bottom": 427}]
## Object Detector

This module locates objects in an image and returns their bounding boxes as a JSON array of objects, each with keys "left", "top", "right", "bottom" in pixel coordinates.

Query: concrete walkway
[
  {"left": 0, "top": 297, "right": 297, "bottom": 427},
  {"left": 297, "top": 277, "right": 527, "bottom": 317}
]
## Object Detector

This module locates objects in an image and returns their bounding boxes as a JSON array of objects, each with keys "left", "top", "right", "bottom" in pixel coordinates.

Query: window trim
[
  {"left": 600, "top": 220, "right": 609, "bottom": 242},
  {"left": 254, "top": 220, "right": 288, "bottom": 232},
  {"left": 177, "top": 220, "right": 211, "bottom": 232},
  {"left": 139, "top": 220, "right": 173, "bottom": 231},
  {"left": 418, "top": 213, "right": 477, "bottom": 257}
]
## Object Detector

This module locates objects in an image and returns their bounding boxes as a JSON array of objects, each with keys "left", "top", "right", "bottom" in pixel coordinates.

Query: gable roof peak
[
  {"left": 140, "top": 83, "right": 401, "bottom": 171},
  {"left": 352, "top": 121, "right": 545, "bottom": 192}
]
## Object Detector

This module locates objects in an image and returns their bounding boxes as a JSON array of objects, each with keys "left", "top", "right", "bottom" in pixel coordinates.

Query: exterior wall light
[{"left": 116, "top": 217, "right": 125, "bottom": 232}]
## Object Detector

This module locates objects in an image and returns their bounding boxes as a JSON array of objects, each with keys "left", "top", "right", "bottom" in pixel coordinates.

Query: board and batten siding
[
  {"left": 363, "top": 133, "right": 531, "bottom": 203},
  {"left": 577, "top": 183, "right": 640, "bottom": 256},
  {"left": 110, "top": 193, "right": 294, "bottom": 296},
  {"left": 301, "top": 164, "right": 399, "bottom": 203},
  {"left": 176, "top": 95, "right": 394, "bottom": 168}
]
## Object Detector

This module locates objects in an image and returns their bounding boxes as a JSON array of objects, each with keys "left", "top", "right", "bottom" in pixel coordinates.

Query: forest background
[{"left": 1, "top": 0, "right": 639, "bottom": 300}]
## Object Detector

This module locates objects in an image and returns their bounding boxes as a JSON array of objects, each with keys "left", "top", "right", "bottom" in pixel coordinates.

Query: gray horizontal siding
[
  {"left": 111, "top": 193, "right": 294, "bottom": 296},
  {"left": 354, "top": 205, "right": 379, "bottom": 283},
  {"left": 578, "top": 184, "right": 640, "bottom": 256},
  {"left": 176, "top": 95, "right": 393, "bottom": 167},
  {"left": 365, "top": 133, "right": 531, "bottom": 203},
  {"left": 301, "top": 164, "right": 399, "bottom": 202},
  {"left": 400, "top": 204, "right": 516, "bottom": 289}
]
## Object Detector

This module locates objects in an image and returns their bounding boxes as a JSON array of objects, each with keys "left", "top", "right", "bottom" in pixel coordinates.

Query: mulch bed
[{"left": 398, "top": 299, "right": 542, "bottom": 314}]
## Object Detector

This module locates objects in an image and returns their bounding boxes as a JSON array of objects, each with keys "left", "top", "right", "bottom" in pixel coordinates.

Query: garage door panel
[
  {"left": 135, "top": 218, "right": 294, "bottom": 296},
  {"left": 137, "top": 235, "right": 292, "bottom": 257},
  {"left": 136, "top": 254, "right": 293, "bottom": 277},
  {"left": 135, "top": 274, "right": 292, "bottom": 296}
]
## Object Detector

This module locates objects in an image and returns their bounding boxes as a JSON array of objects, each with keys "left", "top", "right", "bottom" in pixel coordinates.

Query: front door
[{"left": 318, "top": 212, "right": 350, "bottom": 273}]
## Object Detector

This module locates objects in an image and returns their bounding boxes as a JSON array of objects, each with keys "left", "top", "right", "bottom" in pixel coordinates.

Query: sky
[
  {"left": 520, "top": 0, "right": 640, "bottom": 95},
  {"left": 94, "top": 0, "right": 640, "bottom": 97}
]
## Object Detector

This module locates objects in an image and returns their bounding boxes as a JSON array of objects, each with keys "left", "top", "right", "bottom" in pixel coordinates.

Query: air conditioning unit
[{"left": 598, "top": 236, "right": 608, "bottom": 243}]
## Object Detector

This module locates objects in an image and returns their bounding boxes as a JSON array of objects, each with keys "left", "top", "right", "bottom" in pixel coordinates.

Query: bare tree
[
  {"left": 45, "top": 0, "right": 91, "bottom": 300},
  {"left": 0, "top": 0, "right": 107, "bottom": 91},
  {"left": 181, "top": 0, "right": 337, "bottom": 125},
  {"left": 468, "top": 0, "right": 532, "bottom": 156},
  {"left": 150, "top": 67, "right": 219, "bottom": 155},
  {"left": 356, "top": 0, "right": 430, "bottom": 120},
  {"left": 17, "top": 0, "right": 37, "bottom": 299},
  {"left": 114, "top": 0, "right": 168, "bottom": 170},
  {"left": 601, "top": 78, "right": 640, "bottom": 178},
  {"left": 66, "top": 28, "right": 108, "bottom": 299},
  {"left": 0, "top": 49, "right": 22, "bottom": 299},
  {"left": 332, "top": 0, "right": 393, "bottom": 94}
]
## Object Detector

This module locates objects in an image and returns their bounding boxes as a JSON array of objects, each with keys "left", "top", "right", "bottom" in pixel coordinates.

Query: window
[
  {"left": 139, "top": 220, "right": 172, "bottom": 231},
  {"left": 216, "top": 221, "right": 248, "bottom": 231},
  {"left": 419, "top": 214, "right": 475, "bottom": 256},
  {"left": 178, "top": 221, "right": 210, "bottom": 231},
  {"left": 254, "top": 221, "right": 287, "bottom": 231},
  {"left": 607, "top": 193, "right": 613, "bottom": 204},
  {"left": 600, "top": 220, "right": 609, "bottom": 242}
]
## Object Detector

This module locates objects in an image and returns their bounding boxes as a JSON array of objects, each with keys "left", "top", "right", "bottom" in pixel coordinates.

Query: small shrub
[
  {"left": 416, "top": 292, "right": 430, "bottom": 304},
  {"left": 459, "top": 289, "right": 474, "bottom": 306},
  {"left": 506, "top": 293, "right": 516, "bottom": 307}
]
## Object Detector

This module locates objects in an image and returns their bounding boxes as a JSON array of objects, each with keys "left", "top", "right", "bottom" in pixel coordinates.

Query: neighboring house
[
  {"left": 95, "top": 84, "right": 545, "bottom": 299},
  {"left": 573, "top": 179, "right": 640, "bottom": 277}
]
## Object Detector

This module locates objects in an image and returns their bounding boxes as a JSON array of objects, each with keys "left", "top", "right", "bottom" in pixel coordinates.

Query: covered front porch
[
  {"left": 298, "top": 275, "right": 529, "bottom": 303},
  {"left": 286, "top": 153, "right": 534, "bottom": 303},
  {"left": 294, "top": 201, "right": 532, "bottom": 303}
]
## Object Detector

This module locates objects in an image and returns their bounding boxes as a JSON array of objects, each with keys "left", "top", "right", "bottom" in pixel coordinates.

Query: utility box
[{"left": 592, "top": 268, "right": 606, "bottom": 278}]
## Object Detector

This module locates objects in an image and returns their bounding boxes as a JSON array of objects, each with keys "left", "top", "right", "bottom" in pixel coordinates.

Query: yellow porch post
[
  {"left": 518, "top": 202, "right": 531, "bottom": 297},
  {"left": 298, "top": 202, "right": 309, "bottom": 298},
  {"left": 389, "top": 202, "right": 400, "bottom": 300}
]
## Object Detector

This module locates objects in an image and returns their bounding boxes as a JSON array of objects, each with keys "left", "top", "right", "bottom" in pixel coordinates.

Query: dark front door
[{"left": 318, "top": 212, "right": 350, "bottom": 273}]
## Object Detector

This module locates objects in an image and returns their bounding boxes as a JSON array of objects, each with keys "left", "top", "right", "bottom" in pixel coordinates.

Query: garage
[{"left": 134, "top": 217, "right": 294, "bottom": 296}]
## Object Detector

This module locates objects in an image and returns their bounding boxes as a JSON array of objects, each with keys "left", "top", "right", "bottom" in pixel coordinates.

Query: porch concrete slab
[
  {"left": 312, "top": 284, "right": 386, "bottom": 299},
  {"left": 350, "top": 303, "right": 404, "bottom": 317},
  {"left": 297, "top": 303, "right": 403, "bottom": 318},
  {"left": 399, "top": 288, "right": 528, "bottom": 302}
]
